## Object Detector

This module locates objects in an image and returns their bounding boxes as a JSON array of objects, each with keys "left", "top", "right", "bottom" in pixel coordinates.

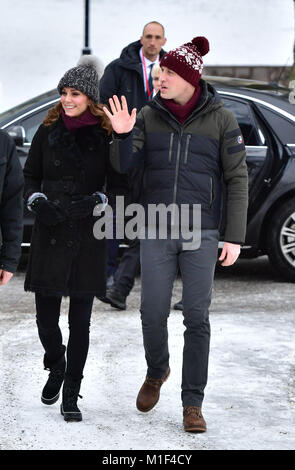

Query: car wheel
[{"left": 267, "top": 197, "right": 295, "bottom": 282}]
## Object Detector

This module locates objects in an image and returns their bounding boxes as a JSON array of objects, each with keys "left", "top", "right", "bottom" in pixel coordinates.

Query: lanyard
[{"left": 142, "top": 52, "right": 153, "bottom": 100}]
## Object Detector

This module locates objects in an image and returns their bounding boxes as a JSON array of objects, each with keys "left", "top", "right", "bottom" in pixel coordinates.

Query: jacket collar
[
  {"left": 148, "top": 79, "right": 223, "bottom": 128},
  {"left": 48, "top": 115, "right": 105, "bottom": 149}
]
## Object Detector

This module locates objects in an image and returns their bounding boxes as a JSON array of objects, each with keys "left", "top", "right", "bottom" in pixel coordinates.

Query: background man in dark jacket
[
  {"left": 104, "top": 36, "right": 248, "bottom": 433},
  {"left": 0, "top": 130, "right": 24, "bottom": 285},
  {"left": 99, "top": 21, "right": 166, "bottom": 309}
]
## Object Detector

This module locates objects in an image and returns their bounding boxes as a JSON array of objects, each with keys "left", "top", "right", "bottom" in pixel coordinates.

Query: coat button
[
  {"left": 54, "top": 159, "right": 61, "bottom": 166},
  {"left": 50, "top": 238, "right": 56, "bottom": 245},
  {"left": 67, "top": 240, "right": 73, "bottom": 247}
]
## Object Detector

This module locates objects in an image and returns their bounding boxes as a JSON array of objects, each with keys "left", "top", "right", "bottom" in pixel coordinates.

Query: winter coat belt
[{"left": 41, "top": 179, "right": 77, "bottom": 195}]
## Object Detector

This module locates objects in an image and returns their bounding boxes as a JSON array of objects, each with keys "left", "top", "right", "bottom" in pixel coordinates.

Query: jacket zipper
[
  {"left": 184, "top": 134, "right": 191, "bottom": 164},
  {"left": 168, "top": 133, "right": 174, "bottom": 163},
  {"left": 150, "top": 97, "right": 210, "bottom": 220},
  {"left": 172, "top": 130, "right": 183, "bottom": 223}
]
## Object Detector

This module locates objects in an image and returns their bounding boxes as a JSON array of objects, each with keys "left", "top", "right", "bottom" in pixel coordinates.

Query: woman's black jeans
[{"left": 35, "top": 293, "right": 94, "bottom": 380}]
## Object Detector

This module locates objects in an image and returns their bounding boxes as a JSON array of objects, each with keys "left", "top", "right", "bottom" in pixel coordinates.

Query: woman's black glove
[
  {"left": 30, "top": 197, "right": 66, "bottom": 226},
  {"left": 68, "top": 193, "right": 107, "bottom": 220}
]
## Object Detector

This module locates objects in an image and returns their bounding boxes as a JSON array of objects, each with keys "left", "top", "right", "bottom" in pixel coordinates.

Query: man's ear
[{"left": 140, "top": 36, "right": 143, "bottom": 46}]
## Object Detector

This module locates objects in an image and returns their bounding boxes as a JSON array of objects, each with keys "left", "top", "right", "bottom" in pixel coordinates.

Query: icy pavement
[{"left": 0, "top": 256, "right": 295, "bottom": 450}]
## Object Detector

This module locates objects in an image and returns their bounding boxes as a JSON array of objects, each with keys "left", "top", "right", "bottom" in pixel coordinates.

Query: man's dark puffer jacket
[{"left": 110, "top": 79, "right": 249, "bottom": 244}]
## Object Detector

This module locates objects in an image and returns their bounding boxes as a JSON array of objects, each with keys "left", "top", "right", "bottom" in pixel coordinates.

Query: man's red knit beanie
[{"left": 160, "top": 36, "right": 210, "bottom": 86}]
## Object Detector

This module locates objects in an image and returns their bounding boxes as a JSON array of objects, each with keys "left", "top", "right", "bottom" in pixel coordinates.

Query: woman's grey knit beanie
[{"left": 57, "top": 55, "right": 104, "bottom": 103}]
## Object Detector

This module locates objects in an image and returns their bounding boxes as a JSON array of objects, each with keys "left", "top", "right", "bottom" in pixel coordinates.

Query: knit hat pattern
[
  {"left": 57, "top": 55, "right": 104, "bottom": 103},
  {"left": 160, "top": 36, "right": 210, "bottom": 86}
]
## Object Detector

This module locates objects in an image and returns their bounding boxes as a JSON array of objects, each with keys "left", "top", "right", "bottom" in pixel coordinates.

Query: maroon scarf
[
  {"left": 161, "top": 85, "right": 202, "bottom": 124},
  {"left": 61, "top": 108, "right": 100, "bottom": 133}
]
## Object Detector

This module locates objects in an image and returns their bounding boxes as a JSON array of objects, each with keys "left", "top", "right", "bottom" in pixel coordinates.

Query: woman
[{"left": 24, "top": 57, "right": 118, "bottom": 422}]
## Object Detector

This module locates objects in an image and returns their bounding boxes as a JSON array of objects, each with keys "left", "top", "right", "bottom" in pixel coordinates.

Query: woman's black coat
[
  {"left": 0, "top": 130, "right": 24, "bottom": 273},
  {"left": 24, "top": 116, "right": 125, "bottom": 297}
]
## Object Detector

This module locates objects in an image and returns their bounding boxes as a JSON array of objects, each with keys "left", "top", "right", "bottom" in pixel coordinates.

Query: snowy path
[{"left": 1, "top": 262, "right": 295, "bottom": 450}]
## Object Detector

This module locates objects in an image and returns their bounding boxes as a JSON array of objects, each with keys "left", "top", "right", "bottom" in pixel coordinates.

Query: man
[
  {"left": 104, "top": 36, "right": 248, "bottom": 432},
  {"left": 99, "top": 21, "right": 167, "bottom": 310},
  {"left": 0, "top": 130, "right": 24, "bottom": 286}
]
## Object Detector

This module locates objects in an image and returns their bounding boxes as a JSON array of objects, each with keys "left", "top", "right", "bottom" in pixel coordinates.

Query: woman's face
[{"left": 60, "top": 87, "right": 90, "bottom": 117}]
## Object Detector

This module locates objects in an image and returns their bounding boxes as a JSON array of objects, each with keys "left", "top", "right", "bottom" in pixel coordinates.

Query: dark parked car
[{"left": 1, "top": 78, "right": 295, "bottom": 281}]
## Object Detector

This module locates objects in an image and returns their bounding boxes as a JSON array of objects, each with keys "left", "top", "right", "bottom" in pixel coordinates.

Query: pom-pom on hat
[
  {"left": 160, "top": 36, "right": 209, "bottom": 86},
  {"left": 57, "top": 55, "right": 104, "bottom": 103}
]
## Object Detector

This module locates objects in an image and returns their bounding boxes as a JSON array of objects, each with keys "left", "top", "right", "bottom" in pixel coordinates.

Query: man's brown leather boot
[
  {"left": 183, "top": 406, "right": 207, "bottom": 432},
  {"left": 136, "top": 367, "right": 170, "bottom": 412}
]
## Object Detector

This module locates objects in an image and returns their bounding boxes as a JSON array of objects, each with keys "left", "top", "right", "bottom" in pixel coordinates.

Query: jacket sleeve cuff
[
  {"left": 0, "top": 261, "right": 18, "bottom": 274},
  {"left": 112, "top": 131, "right": 132, "bottom": 140},
  {"left": 224, "top": 240, "right": 244, "bottom": 246},
  {"left": 92, "top": 191, "right": 108, "bottom": 214},
  {"left": 27, "top": 192, "right": 47, "bottom": 211}
]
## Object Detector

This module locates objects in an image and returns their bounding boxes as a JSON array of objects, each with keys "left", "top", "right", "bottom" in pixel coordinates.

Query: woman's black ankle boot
[
  {"left": 41, "top": 346, "right": 66, "bottom": 405},
  {"left": 60, "top": 375, "right": 83, "bottom": 422}
]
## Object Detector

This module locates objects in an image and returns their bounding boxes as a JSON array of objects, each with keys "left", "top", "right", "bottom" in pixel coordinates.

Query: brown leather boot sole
[
  {"left": 136, "top": 367, "right": 170, "bottom": 412},
  {"left": 183, "top": 406, "right": 207, "bottom": 433},
  {"left": 184, "top": 423, "right": 206, "bottom": 433}
]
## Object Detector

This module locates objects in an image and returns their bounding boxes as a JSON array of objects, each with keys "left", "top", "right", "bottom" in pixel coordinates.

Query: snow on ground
[
  {"left": 1, "top": 258, "right": 295, "bottom": 450},
  {"left": 0, "top": 0, "right": 294, "bottom": 112}
]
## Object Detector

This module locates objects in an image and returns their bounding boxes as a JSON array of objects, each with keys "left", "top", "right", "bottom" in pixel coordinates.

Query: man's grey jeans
[{"left": 140, "top": 229, "right": 219, "bottom": 407}]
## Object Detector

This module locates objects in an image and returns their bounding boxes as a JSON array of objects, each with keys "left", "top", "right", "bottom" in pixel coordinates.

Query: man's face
[
  {"left": 140, "top": 23, "right": 167, "bottom": 61},
  {"left": 159, "top": 67, "right": 195, "bottom": 105}
]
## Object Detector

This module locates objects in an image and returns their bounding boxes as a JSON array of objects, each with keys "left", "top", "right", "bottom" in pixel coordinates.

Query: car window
[
  {"left": 222, "top": 97, "right": 265, "bottom": 146},
  {"left": 257, "top": 106, "right": 295, "bottom": 144},
  {"left": 0, "top": 90, "right": 58, "bottom": 123},
  {"left": 20, "top": 108, "right": 51, "bottom": 143}
]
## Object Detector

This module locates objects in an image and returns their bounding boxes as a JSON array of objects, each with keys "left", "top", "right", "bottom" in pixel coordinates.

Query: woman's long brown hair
[{"left": 43, "top": 99, "right": 112, "bottom": 135}]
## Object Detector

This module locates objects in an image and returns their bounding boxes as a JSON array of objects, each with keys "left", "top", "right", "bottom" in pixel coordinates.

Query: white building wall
[{"left": 0, "top": 0, "right": 294, "bottom": 111}]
